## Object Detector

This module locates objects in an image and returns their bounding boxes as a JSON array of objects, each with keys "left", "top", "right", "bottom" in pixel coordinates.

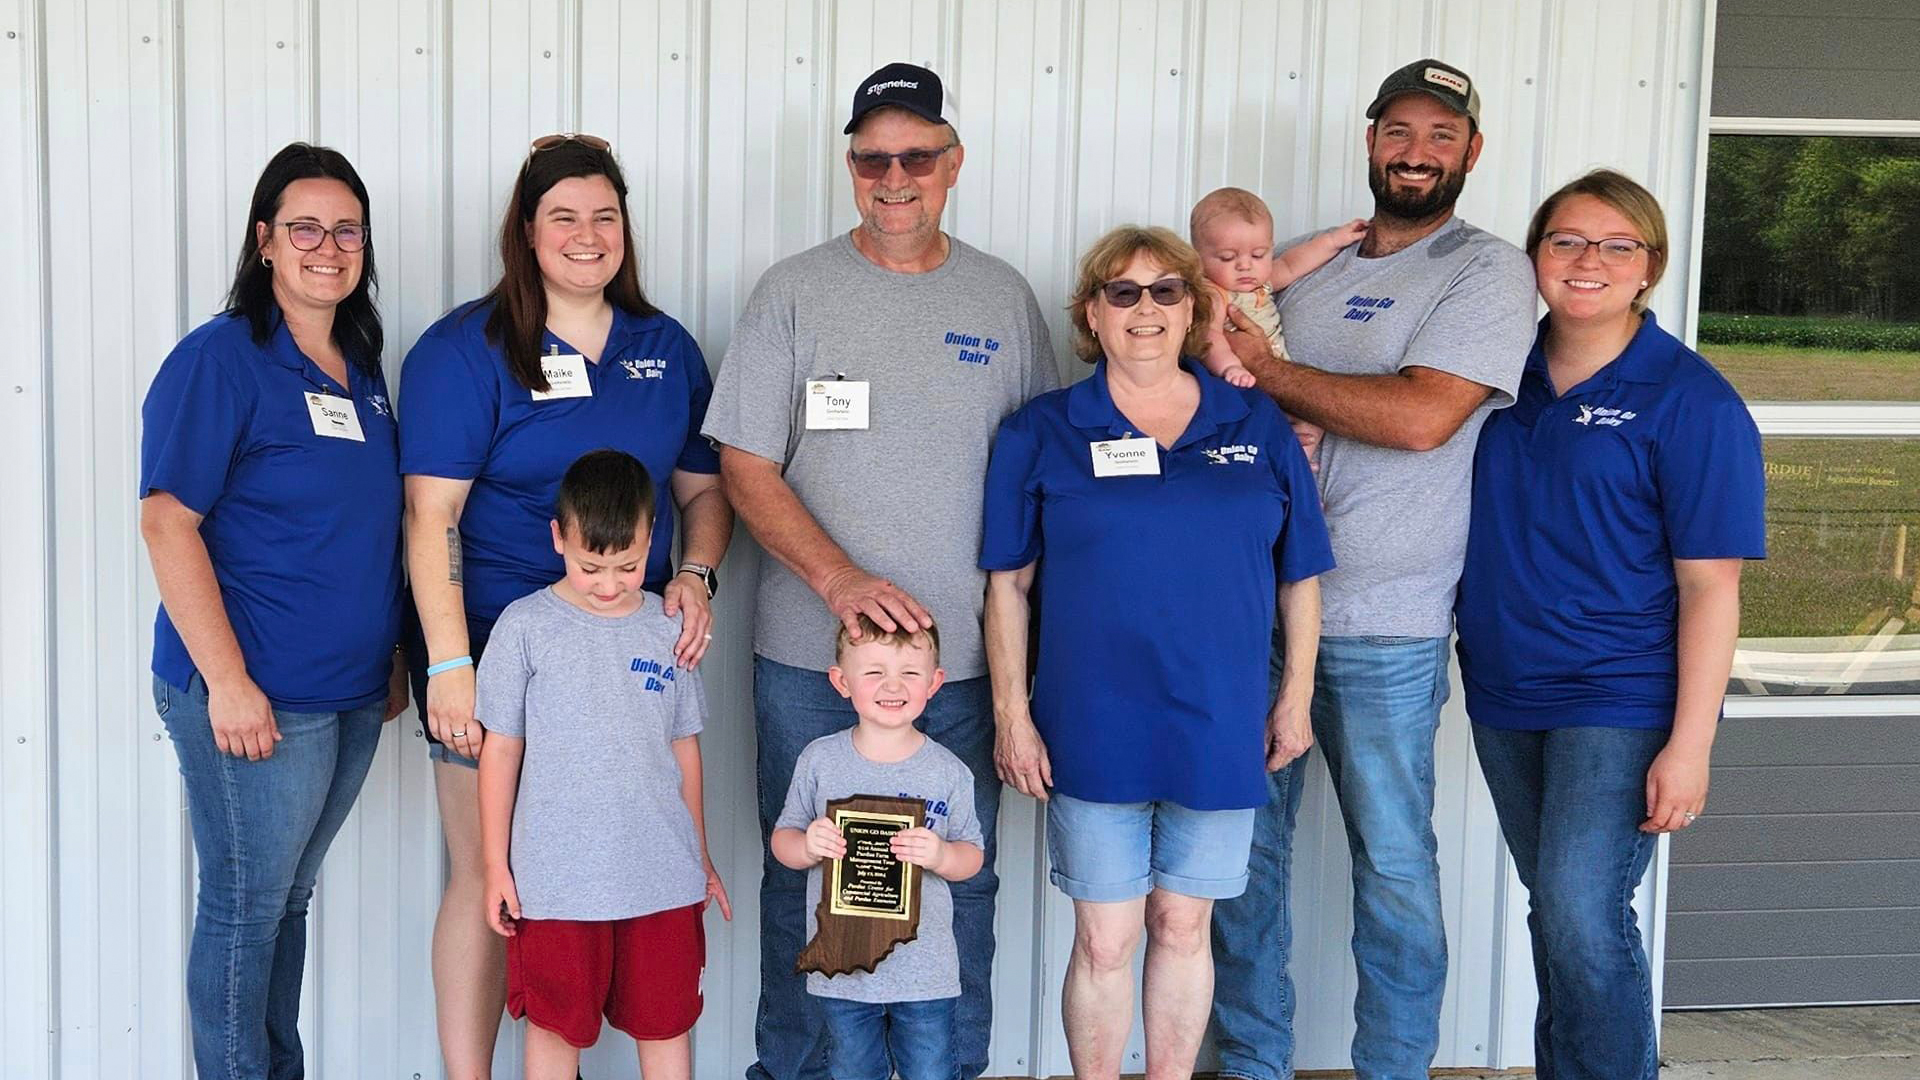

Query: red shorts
[{"left": 506, "top": 902, "right": 706, "bottom": 1048}]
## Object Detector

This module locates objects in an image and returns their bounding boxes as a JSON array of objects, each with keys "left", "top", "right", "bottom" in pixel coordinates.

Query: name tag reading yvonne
[
  {"left": 529, "top": 353, "right": 592, "bottom": 401},
  {"left": 1090, "top": 436, "right": 1159, "bottom": 477},
  {"left": 804, "top": 379, "right": 870, "bottom": 430},
  {"left": 304, "top": 391, "right": 366, "bottom": 442}
]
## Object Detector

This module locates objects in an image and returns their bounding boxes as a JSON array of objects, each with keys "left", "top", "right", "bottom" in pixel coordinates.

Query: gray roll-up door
[
  {"left": 1665, "top": 713, "right": 1920, "bottom": 1007},
  {"left": 1712, "top": 0, "right": 1920, "bottom": 121}
]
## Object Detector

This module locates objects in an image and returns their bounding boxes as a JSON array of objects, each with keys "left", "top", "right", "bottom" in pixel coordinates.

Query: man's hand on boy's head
[
  {"left": 803, "top": 817, "right": 847, "bottom": 862},
  {"left": 890, "top": 826, "right": 946, "bottom": 871},
  {"left": 819, "top": 563, "right": 934, "bottom": 639}
]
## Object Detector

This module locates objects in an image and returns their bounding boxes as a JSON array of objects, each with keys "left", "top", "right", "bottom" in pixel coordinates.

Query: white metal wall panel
[{"left": 0, "top": 2, "right": 1713, "bottom": 1077}]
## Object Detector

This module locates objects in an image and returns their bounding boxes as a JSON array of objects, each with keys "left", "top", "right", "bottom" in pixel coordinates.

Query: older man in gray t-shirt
[
  {"left": 701, "top": 63, "right": 1056, "bottom": 1080},
  {"left": 1208, "top": 60, "right": 1537, "bottom": 1080}
]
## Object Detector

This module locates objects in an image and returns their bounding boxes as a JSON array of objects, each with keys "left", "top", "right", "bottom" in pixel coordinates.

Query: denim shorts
[
  {"left": 402, "top": 611, "right": 493, "bottom": 769},
  {"left": 1045, "top": 793, "right": 1257, "bottom": 902}
]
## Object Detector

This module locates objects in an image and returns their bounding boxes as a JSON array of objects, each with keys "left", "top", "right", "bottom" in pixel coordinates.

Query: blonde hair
[
  {"left": 1066, "top": 226, "right": 1215, "bottom": 362},
  {"left": 1526, "top": 169, "right": 1668, "bottom": 314},
  {"left": 834, "top": 614, "right": 941, "bottom": 663},
  {"left": 1189, "top": 187, "right": 1274, "bottom": 242}
]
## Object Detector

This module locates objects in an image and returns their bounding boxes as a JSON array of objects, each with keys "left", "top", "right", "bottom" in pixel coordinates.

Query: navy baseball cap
[
  {"left": 1365, "top": 59, "right": 1481, "bottom": 126},
  {"left": 844, "top": 62, "right": 958, "bottom": 134}
]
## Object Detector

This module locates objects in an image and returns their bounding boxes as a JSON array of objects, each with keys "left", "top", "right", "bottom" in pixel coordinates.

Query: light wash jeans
[
  {"left": 748, "top": 656, "right": 999, "bottom": 1080},
  {"left": 1211, "top": 634, "right": 1452, "bottom": 1080},
  {"left": 1472, "top": 722, "right": 1667, "bottom": 1080},
  {"left": 156, "top": 674, "right": 385, "bottom": 1080}
]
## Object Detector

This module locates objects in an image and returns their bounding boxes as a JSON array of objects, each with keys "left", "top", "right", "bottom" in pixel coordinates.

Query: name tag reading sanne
[
  {"left": 304, "top": 391, "right": 366, "bottom": 442},
  {"left": 804, "top": 379, "right": 870, "bottom": 430},
  {"left": 529, "top": 353, "right": 593, "bottom": 401},
  {"left": 1090, "top": 436, "right": 1159, "bottom": 477}
]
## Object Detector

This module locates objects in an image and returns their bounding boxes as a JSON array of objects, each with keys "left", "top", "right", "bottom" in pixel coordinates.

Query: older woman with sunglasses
[
  {"left": 1455, "top": 170, "right": 1765, "bottom": 1080},
  {"left": 397, "top": 133, "right": 733, "bottom": 1073},
  {"left": 140, "top": 143, "right": 407, "bottom": 1079},
  {"left": 980, "top": 226, "right": 1332, "bottom": 1078}
]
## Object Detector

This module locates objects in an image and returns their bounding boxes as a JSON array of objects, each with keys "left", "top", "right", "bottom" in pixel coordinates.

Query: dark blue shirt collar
[
  {"left": 540, "top": 301, "right": 653, "bottom": 355},
  {"left": 1525, "top": 310, "right": 1679, "bottom": 392},
  {"left": 1065, "top": 358, "right": 1252, "bottom": 449}
]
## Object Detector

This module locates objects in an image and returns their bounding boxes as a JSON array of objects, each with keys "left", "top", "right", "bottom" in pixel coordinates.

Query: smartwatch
[{"left": 676, "top": 561, "right": 718, "bottom": 599}]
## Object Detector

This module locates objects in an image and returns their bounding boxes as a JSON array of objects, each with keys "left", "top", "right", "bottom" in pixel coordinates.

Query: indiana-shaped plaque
[{"left": 795, "top": 795, "right": 925, "bottom": 977}]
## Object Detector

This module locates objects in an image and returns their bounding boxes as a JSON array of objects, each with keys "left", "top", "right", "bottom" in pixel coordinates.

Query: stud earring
[{"left": 262, "top": 255, "right": 274, "bottom": 268}]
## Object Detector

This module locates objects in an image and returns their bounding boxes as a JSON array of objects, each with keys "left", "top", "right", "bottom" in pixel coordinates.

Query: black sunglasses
[
  {"left": 1100, "top": 277, "right": 1190, "bottom": 308},
  {"left": 848, "top": 144, "right": 957, "bottom": 180}
]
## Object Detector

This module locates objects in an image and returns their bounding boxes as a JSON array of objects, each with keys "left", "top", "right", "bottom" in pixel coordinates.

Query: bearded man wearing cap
[
  {"left": 1207, "top": 60, "right": 1536, "bottom": 1080},
  {"left": 702, "top": 62, "right": 1057, "bottom": 1080}
]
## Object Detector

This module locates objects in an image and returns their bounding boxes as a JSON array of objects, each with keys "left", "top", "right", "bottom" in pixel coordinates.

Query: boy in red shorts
[{"left": 476, "top": 450, "right": 731, "bottom": 1079}]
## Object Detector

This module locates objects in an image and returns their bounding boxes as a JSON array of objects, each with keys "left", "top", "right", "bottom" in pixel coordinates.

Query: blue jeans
[
  {"left": 1211, "top": 635, "right": 1451, "bottom": 1080},
  {"left": 155, "top": 674, "right": 386, "bottom": 1080},
  {"left": 817, "top": 996, "right": 956, "bottom": 1080},
  {"left": 750, "top": 656, "right": 999, "bottom": 1080},
  {"left": 1472, "top": 723, "right": 1666, "bottom": 1080}
]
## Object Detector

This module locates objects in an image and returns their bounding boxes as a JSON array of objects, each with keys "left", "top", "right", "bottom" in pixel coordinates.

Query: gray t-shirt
[
  {"left": 1275, "top": 216, "right": 1535, "bottom": 637},
  {"left": 701, "top": 233, "right": 1059, "bottom": 677},
  {"left": 775, "top": 729, "right": 983, "bottom": 1002},
  {"left": 475, "top": 587, "right": 709, "bottom": 920}
]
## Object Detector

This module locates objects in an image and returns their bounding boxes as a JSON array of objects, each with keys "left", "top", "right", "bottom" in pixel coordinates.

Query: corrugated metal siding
[
  {"left": 1713, "top": 0, "right": 1920, "bottom": 121},
  {"left": 1666, "top": 713, "right": 1920, "bottom": 1007},
  {"left": 0, "top": 1, "right": 1712, "bottom": 1077}
]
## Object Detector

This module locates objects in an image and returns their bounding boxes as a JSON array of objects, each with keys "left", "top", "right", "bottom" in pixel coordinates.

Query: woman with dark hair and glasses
[
  {"left": 978, "top": 225, "right": 1332, "bottom": 1077},
  {"left": 398, "top": 133, "right": 732, "bottom": 1070},
  {"left": 139, "top": 142, "right": 407, "bottom": 1079},
  {"left": 1455, "top": 169, "right": 1765, "bottom": 1079}
]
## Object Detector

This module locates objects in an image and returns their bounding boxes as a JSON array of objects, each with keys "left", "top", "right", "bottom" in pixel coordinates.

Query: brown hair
[
  {"left": 1189, "top": 186, "right": 1274, "bottom": 243},
  {"left": 1066, "top": 226, "right": 1214, "bottom": 362},
  {"left": 1526, "top": 168, "right": 1668, "bottom": 314},
  {"left": 834, "top": 614, "right": 941, "bottom": 664},
  {"left": 483, "top": 139, "right": 659, "bottom": 392}
]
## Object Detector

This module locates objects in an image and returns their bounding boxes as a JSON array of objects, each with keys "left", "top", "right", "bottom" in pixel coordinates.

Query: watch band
[{"left": 677, "top": 562, "right": 717, "bottom": 599}]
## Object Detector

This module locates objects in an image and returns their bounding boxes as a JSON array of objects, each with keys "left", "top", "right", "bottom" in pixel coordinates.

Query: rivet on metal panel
[
  {"left": 1289, "top": 71, "right": 1298, "bottom": 79},
  {"left": 5, "top": 31, "right": 14, "bottom": 39},
  {"left": 143, "top": 35, "right": 152, "bottom": 43},
  {"left": 153, "top": 733, "right": 161, "bottom": 741},
  {"left": 14, "top": 736, "right": 23, "bottom": 744},
  {"left": 1169, "top": 68, "right": 1179, "bottom": 76},
  {"left": 671, "top": 52, "right": 679, "bottom": 60},
  {"left": 414, "top": 729, "right": 423, "bottom": 737},
  {"left": 415, "top": 46, "right": 423, "bottom": 54},
  {"left": 13, "top": 385, "right": 22, "bottom": 393},
  {"left": 276, "top": 41, "right": 285, "bottom": 49},
  {"left": 1045, "top": 65, "right": 1054, "bottom": 74},
  {"left": 543, "top": 49, "right": 552, "bottom": 59},
  {"left": 1679, "top": 81, "right": 1688, "bottom": 89},
  {"left": 796, "top": 56, "right": 805, "bottom": 64},
  {"left": 1525, "top": 77, "right": 1534, "bottom": 85},
  {"left": 1639, "top": 79, "right": 1648, "bottom": 87}
]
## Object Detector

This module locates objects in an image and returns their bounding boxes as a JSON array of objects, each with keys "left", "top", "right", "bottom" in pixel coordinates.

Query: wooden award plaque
[{"left": 794, "top": 794, "right": 925, "bottom": 978}]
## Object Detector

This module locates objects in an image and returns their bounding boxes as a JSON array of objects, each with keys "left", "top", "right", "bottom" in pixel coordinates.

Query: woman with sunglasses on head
[
  {"left": 140, "top": 143, "right": 408, "bottom": 1079},
  {"left": 979, "top": 226, "right": 1332, "bottom": 1079},
  {"left": 1455, "top": 170, "right": 1765, "bottom": 1080},
  {"left": 398, "top": 133, "right": 732, "bottom": 1074}
]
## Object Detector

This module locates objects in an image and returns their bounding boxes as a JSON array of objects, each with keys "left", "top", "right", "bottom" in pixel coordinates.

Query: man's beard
[{"left": 1368, "top": 159, "right": 1467, "bottom": 222}]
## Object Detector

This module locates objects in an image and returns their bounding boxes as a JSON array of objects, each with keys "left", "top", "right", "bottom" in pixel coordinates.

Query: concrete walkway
[{"left": 1659, "top": 1005, "right": 1920, "bottom": 1079}]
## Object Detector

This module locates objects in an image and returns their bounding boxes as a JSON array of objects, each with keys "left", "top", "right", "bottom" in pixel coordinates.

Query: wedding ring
[
  {"left": 703, "top": 633, "right": 713, "bottom": 640},
  {"left": 451, "top": 729, "right": 468, "bottom": 738},
  {"left": 1682, "top": 811, "right": 1697, "bottom": 823}
]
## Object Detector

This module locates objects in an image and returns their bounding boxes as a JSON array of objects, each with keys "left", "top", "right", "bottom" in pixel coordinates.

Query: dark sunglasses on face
[
  {"left": 1100, "top": 277, "right": 1190, "bottom": 308},
  {"left": 847, "top": 144, "right": 957, "bottom": 180},
  {"left": 278, "top": 221, "right": 369, "bottom": 253},
  {"left": 530, "top": 132, "right": 612, "bottom": 153}
]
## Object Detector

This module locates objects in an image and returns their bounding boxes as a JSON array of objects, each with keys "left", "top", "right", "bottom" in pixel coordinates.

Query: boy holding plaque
[
  {"left": 772, "top": 616, "right": 986, "bottom": 1080},
  {"left": 475, "top": 450, "right": 731, "bottom": 1080}
]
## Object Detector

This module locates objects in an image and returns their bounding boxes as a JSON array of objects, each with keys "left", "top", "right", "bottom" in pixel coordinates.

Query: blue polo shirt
[
  {"left": 1456, "top": 313, "right": 1766, "bottom": 731},
  {"left": 141, "top": 312, "right": 405, "bottom": 711},
  {"left": 980, "top": 361, "right": 1335, "bottom": 810},
  {"left": 398, "top": 299, "right": 720, "bottom": 621}
]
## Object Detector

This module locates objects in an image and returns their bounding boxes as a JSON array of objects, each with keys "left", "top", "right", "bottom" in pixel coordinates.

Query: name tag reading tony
[
  {"left": 1090, "top": 436, "right": 1159, "bottom": 477},
  {"left": 529, "top": 353, "right": 593, "bottom": 401},
  {"left": 804, "top": 379, "right": 870, "bottom": 430},
  {"left": 304, "top": 391, "right": 366, "bottom": 442}
]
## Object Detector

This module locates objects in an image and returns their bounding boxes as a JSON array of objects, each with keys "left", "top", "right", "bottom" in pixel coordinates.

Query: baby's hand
[
  {"left": 1329, "top": 217, "right": 1368, "bottom": 248},
  {"left": 804, "top": 817, "right": 847, "bottom": 862},
  {"left": 890, "top": 826, "right": 946, "bottom": 871},
  {"left": 1222, "top": 363, "right": 1257, "bottom": 389}
]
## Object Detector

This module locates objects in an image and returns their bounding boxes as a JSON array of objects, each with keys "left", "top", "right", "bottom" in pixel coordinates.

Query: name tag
[
  {"left": 805, "top": 379, "right": 870, "bottom": 430},
  {"left": 304, "top": 391, "right": 365, "bottom": 442},
  {"left": 1090, "top": 436, "right": 1159, "bottom": 477},
  {"left": 529, "top": 353, "right": 593, "bottom": 401}
]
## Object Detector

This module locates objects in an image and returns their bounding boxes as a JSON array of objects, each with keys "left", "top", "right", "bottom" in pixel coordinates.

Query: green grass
[
  {"left": 1702, "top": 342, "right": 1920, "bottom": 402},
  {"left": 1744, "top": 438, "right": 1920, "bottom": 639},
  {"left": 1699, "top": 312, "right": 1920, "bottom": 352}
]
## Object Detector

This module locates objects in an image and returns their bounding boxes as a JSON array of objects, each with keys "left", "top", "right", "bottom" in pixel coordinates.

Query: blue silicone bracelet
[{"left": 425, "top": 655, "right": 473, "bottom": 678}]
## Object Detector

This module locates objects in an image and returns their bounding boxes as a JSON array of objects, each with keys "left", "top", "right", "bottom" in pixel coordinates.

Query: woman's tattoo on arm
[{"left": 447, "top": 528, "right": 463, "bottom": 584}]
